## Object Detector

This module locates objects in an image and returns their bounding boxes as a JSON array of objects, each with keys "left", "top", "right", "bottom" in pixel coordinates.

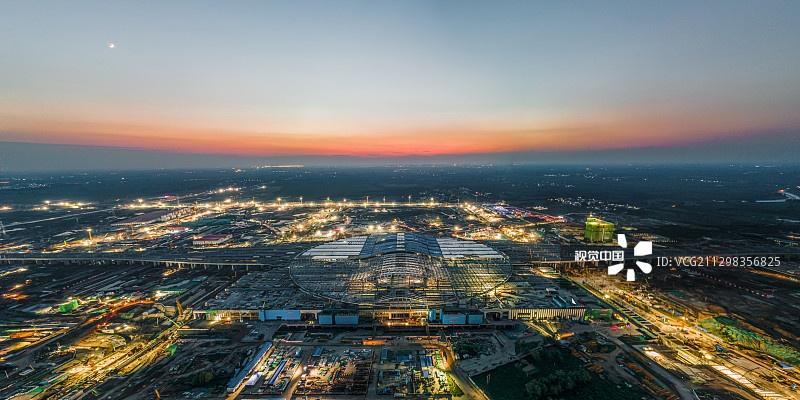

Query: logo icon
[{"left": 608, "top": 234, "right": 652, "bottom": 281}]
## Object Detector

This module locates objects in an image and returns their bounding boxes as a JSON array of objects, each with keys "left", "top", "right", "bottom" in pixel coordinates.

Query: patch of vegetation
[
  {"left": 700, "top": 316, "right": 800, "bottom": 365},
  {"left": 447, "top": 374, "right": 464, "bottom": 397},
  {"left": 525, "top": 369, "right": 592, "bottom": 398},
  {"left": 183, "top": 370, "right": 215, "bottom": 386},
  {"left": 475, "top": 346, "right": 647, "bottom": 400},
  {"left": 453, "top": 336, "right": 493, "bottom": 358},
  {"left": 575, "top": 332, "right": 616, "bottom": 354},
  {"left": 515, "top": 338, "right": 543, "bottom": 355}
]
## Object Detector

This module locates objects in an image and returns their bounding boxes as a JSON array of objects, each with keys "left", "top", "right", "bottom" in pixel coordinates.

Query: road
[
  {"left": 5, "top": 208, "right": 115, "bottom": 228},
  {"left": 432, "top": 342, "right": 489, "bottom": 400},
  {"left": 601, "top": 332, "right": 696, "bottom": 400}
]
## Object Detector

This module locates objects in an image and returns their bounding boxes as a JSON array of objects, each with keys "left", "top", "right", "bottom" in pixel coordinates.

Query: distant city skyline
[{"left": 2, "top": 1, "right": 800, "bottom": 168}]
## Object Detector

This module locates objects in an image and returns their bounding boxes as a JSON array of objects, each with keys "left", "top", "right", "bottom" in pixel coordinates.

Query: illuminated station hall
[{"left": 195, "top": 233, "right": 593, "bottom": 326}]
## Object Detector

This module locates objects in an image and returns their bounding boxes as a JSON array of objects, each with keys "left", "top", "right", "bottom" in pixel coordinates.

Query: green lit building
[
  {"left": 58, "top": 299, "right": 79, "bottom": 313},
  {"left": 584, "top": 217, "right": 614, "bottom": 243}
]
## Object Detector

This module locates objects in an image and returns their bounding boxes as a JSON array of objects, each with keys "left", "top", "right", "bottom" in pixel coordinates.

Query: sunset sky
[{"left": 1, "top": 1, "right": 799, "bottom": 164}]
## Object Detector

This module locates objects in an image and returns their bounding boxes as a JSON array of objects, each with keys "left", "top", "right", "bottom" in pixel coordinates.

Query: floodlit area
[
  {"left": 0, "top": 187, "right": 559, "bottom": 257},
  {"left": 290, "top": 233, "right": 512, "bottom": 308}
]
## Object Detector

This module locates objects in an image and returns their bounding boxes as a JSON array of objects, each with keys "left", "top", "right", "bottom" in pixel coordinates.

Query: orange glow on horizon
[{"left": 0, "top": 113, "right": 794, "bottom": 157}]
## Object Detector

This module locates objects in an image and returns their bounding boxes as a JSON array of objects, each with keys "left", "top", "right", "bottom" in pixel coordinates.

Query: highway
[{"left": 4, "top": 209, "right": 116, "bottom": 228}]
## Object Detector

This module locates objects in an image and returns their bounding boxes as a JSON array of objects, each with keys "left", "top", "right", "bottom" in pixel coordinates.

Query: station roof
[{"left": 300, "top": 232, "right": 503, "bottom": 260}]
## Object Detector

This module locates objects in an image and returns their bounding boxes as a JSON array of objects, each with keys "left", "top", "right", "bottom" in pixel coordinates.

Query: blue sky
[{"left": 1, "top": 1, "right": 799, "bottom": 168}]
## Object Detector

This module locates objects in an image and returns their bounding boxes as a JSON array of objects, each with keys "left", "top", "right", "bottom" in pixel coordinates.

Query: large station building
[{"left": 195, "top": 233, "right": 594, "bottom": 326}]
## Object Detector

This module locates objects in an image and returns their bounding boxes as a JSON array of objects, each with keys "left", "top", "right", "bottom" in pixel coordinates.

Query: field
[{"left": 474, "top": 346, "right": 648, "bottom": 400}]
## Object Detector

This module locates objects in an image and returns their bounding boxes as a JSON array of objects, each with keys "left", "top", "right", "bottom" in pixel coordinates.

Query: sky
[{"left": 1, "top": 1, "right": 799, "bottom": 168}]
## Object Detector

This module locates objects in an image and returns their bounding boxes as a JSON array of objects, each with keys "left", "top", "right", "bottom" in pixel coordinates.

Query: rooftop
[
  {"left": 292, "top": 233, "right": 511, "bottom": 307},
  {"left": 301, "top": 232, "right": 503, "bottom": 260}
]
